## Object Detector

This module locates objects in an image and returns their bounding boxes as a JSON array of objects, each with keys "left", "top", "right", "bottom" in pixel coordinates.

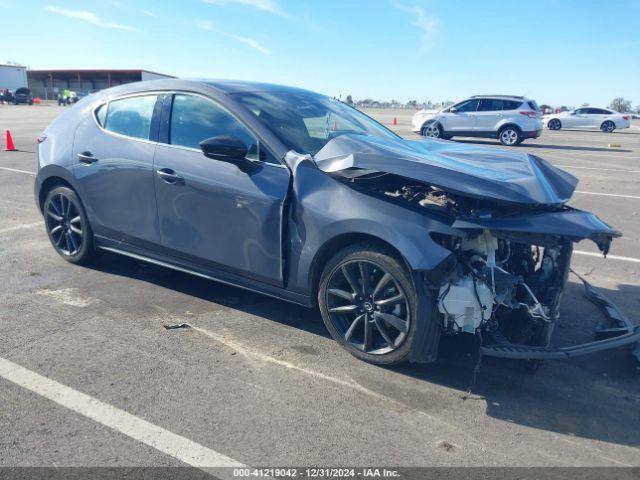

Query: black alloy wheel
[
  {"left": 44, "top": 186, "right": 95, "bottom": 264},
  {"left": 319, "top": 245, "right": 422, "bottom": 364}
]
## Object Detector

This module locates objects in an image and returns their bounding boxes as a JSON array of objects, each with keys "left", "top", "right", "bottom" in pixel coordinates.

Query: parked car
[
  {"left": 12, "top": 87, "right": 34, "bottom": 105},
  {"left": 412, "top": 95, "right": 542, "bottom": 146},
  {"left": 34, "top": 79, "right": 639, "bottom": 367},
  {"left": 543, "top": 107, "right": 631, "bottom": 132}
]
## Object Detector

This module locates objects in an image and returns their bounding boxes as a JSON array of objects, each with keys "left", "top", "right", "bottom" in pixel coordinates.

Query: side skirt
[{"left": 96, "top": 242, "right": 313, "bottom": 308}]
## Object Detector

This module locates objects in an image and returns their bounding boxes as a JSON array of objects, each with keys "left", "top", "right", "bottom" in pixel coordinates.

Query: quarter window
[
  {"left": 105, "top": 95, "right": 157, "bottom": 140},
  {"left": 95, "top": 104, "right": 107, "bottom": 127},
  {"left": 169, "top": 94, "right": 266, "bottom": 162},
  {"left": 502, "top": 100, "right": 522, "bottom": 110}
]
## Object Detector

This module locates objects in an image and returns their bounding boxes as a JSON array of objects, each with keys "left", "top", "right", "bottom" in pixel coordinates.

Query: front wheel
[
  {"left": 43, "top": 186, "right": 96, "bottom": 265},
  {"left": 498, "top": 126, "right": 521, "bottom": 146},
  {"left": 421, "top": 121, "right": 443, "bottom": 139},
  {"left": 318, "top": 244, "right": 430, "bottom": 365},
  {"left": 600, "top": 120, "right": 615, "bottom": 133}
]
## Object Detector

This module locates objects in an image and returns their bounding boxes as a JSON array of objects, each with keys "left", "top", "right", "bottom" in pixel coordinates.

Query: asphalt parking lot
[{"left": 1, "top": 104, "right": 639, "bottom": 469}]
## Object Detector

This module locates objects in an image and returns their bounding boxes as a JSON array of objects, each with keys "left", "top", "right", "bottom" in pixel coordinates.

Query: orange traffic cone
[
  {"left": 393, "top": 117, "right": 398, "bottom": 125},
  {"left": 4, "top": 130, "right": 17, "bottom": 151}
]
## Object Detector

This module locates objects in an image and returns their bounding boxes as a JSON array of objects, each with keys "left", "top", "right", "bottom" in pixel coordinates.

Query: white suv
[
  {"left": 543, "top": 107, "right": 631, "bottom": 132},
  {"left": 412, "top": 95, "right": 543, "bottom": 146}
]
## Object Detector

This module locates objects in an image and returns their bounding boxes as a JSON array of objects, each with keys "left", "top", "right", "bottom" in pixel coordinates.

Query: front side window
[
  {"left": 455, "top": 99, "right": 480, "bottom": 112},
  {"left": 574, "top": 108, "right": 589, "bottom": 115},
  {"left": 169, "top": 94, "right": 266, "bottom": 161},
  {"left": 105, "top": 95, "right": 157, "bottom": 140}
]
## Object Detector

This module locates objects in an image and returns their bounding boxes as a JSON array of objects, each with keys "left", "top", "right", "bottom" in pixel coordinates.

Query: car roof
[
  {"left": 467, "top": 95, "right": 529, "bottom": 101},
  {"left": 90, "top": 78, "right": 321, "bottom": 101},
  {"left": 197, "top": 79, "right": 316, "bottom": 95}
]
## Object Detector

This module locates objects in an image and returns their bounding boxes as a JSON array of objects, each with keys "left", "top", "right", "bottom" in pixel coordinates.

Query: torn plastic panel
[
  {"left": 315, "top": 134, "right": 578, "bottom": 207},
  {"left": 481, "top": 273, "right": 640, "bottom": 362}
]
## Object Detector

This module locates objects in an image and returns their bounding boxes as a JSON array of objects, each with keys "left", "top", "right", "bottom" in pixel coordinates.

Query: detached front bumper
[{"left": 481, "top": 275, "right": 640, "bottom": 362}]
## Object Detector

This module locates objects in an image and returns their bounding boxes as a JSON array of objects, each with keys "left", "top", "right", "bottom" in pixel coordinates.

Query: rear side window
[
  {"left": 95, "top": 104, "right": 107, "bottom": 127},
  {"left": 105, "top": 95, "right": 157, "bottom": 140},
  {"left": 478, "top": 99, "right": 504, "bottom": 111},
  {"left": 527, "top": 101, "right": 539, "bottom": 111}
]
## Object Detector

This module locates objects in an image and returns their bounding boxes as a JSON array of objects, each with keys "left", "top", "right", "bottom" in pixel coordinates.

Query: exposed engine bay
[
  {"left": 332, "top": 171, "right": 639, "bottom": 361},
  {"left": 368, "top": 177, "right": 572, "bottom": 346},
  {"left": 435, "top": 230, "right": 569, "bottom": 345}
]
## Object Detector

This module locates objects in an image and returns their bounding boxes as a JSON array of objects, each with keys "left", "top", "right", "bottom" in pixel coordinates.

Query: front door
[
  {"left": 445, "top": 99, "right": 479, "bottom": 132},
  {"left": 72, "top": 94, "right": 161, "bottom": 245},
  {"left": 153, "top": 93, "right": 290, "bottom": 286}
]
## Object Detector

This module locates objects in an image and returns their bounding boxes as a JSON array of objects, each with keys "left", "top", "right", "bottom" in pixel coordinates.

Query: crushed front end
[{"left": 428, "top": 204, "right": 640, "bottom": 363}]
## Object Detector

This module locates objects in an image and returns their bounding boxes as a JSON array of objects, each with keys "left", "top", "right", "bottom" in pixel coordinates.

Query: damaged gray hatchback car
[{"left": 34, "top": 79, "right": 640, "bottom": 366}]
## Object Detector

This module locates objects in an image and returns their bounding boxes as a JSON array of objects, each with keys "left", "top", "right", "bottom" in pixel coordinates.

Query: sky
[{"left": 2, "top": 0, "right": 639, "bottom": 107}]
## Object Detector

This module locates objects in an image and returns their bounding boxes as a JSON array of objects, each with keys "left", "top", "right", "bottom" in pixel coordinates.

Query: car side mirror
[
  {"left": 200, "top": 135, "right": 249, "bottom": 163},
  {"left": 449, "top": 107, "right": 458, "bottom": 113}
]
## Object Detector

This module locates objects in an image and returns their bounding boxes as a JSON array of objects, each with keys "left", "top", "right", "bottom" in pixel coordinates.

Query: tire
[
  {"left": 498, "top": 125, "right": 521, "bottom": 146},
  {"left": 547, "top": 118, "right": 561, "bottom": 130},
  {"left": 421, "top": 121, "right": 443, "bottom": 139},
  {"left": 43, "top": 186, "right": 96, "bottom": 265},
  {"left": 600, "top": 120, "right": 615, "bottom": 133},
  {"left": 318, "top": 244, "right": 433, "bottom": 365}
]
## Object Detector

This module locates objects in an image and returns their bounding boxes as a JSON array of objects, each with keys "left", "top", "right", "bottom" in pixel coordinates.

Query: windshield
[{"left": 232, "top": 91, "right": 400, "bottom": 156}]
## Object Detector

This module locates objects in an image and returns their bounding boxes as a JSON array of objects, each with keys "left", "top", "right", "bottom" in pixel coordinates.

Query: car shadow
[
  {"left": 454, "top": 138, "right": 634, "bottom": 153},
  {"left": 88, "top": 253, "right": 640, "bottom": 448}
]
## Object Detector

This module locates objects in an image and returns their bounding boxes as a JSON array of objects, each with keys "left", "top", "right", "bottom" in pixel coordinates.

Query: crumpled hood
[{"left": 314, "top": 134, "right": 578, "bottom": 206}]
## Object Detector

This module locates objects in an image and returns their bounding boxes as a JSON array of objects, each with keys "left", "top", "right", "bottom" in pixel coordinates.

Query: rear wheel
[
  {"left": 43, "top": 186, "right": 96, "bottom": 265},
  {"left": 421, "top": 121, "right": 443, "bottom": 139},
  {"left": 498, "top": 126, "right": 521, "bottom": 146},
  {"left": 318, "top": 244, "right": 428, "bottom": 365},
  {"left": 600, "top": 120, "right": 615, "bottom": 133},
  {"left": 547, "top": 118, "right": 561, "bottom": 130}
]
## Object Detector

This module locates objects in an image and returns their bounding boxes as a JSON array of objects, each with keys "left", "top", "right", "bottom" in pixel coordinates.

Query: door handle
[
  {"left": 77, "top": 151, "right": 98, "bottom": 164},
  {"left": 156, "top": 168, "right": 184, "bottom": 184}
]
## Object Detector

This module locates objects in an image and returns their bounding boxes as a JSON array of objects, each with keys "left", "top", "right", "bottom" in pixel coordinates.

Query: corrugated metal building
[
  {"left": 0, "top": 63, "right": 28, "bottom": 91},
  {"left": 27, "top": 69, "right": 174, "bottom": 100}
]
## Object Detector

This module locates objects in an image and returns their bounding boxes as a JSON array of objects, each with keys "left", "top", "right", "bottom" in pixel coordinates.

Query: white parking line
[
  {"left": 0, "top": 166, "right": 36, "bottom": 175},
  {"left": 554, "top": 165, "right": 640, "bottom": 174},
  {"left": 0, "top": 221, "right": 42, "bottom": 234},
  {"left": 0, "top": 356, "right": 244, "bottom": 469},
  {"left": 574, "top": 250, "right": 640, "bottom": 264},
  {"left": 574, "top": 190, "right": 640, "bottom": 200}
]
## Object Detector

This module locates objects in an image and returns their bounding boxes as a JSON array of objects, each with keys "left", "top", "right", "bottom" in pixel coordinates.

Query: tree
[
  {"left": 609, "top": 97, "right": 632, "bottom": 113},
  {"left": 345, "top": 95, "right": 353, "bottom": 106}
]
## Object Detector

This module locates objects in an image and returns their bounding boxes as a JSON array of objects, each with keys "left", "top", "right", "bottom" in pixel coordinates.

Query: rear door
[
  {"left": 475, "top": 99, "right": 503, "bottom": 132},
  {"left": 72, "top": 93, "right": 162, "bottom": 245},
  {"left": 153, "top": 93, "right": 290, "bottom": 286},
  {"left": 585, "top": 108, "right": 605, "bottom": 128}
]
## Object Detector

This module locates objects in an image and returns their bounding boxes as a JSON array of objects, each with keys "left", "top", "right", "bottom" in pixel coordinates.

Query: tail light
[
  {"left": 519, "top": 111, "right": 538, "bottom": 118},
  {"left": 623, "top": 116, "right": 629, "bottom": 121},
  {"left": 36, "top": 135, "right": 47, "bottom": 144}
]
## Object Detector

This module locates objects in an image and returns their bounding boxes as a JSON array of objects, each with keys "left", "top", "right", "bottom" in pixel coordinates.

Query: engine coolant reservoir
[{"left": 438, "top": 277, "right": 494, "bottom": 333}]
